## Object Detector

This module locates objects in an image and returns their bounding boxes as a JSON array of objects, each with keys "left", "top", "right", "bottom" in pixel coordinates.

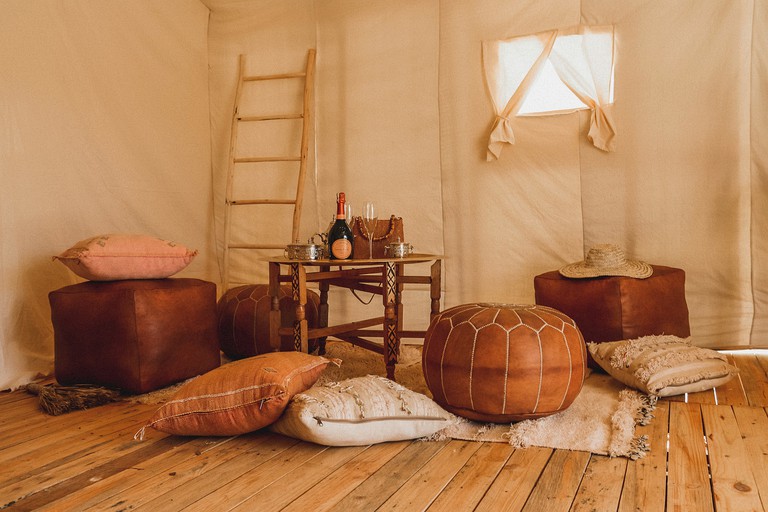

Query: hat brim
[{"left": 559, "top": 261, "right": 653, "bottom": 279}]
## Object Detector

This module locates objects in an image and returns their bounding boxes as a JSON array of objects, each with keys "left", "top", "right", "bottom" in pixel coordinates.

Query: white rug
[{"left": 321, "top": 341, "right": 656, "bottom": 459}]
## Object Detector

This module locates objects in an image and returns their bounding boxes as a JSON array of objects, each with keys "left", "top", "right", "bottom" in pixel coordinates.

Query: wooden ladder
[{"left": 222, "top": 49, "right": 316, "bottom": 290}]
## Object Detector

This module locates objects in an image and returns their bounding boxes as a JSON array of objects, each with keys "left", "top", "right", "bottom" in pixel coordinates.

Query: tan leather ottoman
[
  {"left": 422, "top": 303, "right": 586, "bottom": 423},
  {"left": 534, "top": 265, "right": 690, "bottom": 347},
  {"left": 217, "top": 284, "right": 322, "bottom": 358},
  {"left": 49, "top": 278, "right": 220, "bottom": 394}
]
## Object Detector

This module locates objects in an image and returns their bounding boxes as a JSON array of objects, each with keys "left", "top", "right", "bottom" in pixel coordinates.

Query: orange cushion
[
  {"left": 138, "top": 351, "right": 336, "bottom": 437},
  {"left": 55, "top": 233, "right": 197, "bottom": 280}
]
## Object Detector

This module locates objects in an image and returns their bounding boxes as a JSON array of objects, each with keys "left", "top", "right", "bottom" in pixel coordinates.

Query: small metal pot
[
  {"left": 384, "top": 241, "right": 413, "bottom": 258},
  {"left": 285, "top": 236, "right": 325, "bottom": 260}
]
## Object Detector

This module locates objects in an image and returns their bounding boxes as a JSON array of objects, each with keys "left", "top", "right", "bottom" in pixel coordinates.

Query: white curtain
[
  {"left": 482, "top": 31, "right": 558, "bottom": 160},
  {"left": 548, "top": 26, "right": 616, "bottom": 151},
  {"left": 483, "top": 25, "right": 616, "bottom": 160}
]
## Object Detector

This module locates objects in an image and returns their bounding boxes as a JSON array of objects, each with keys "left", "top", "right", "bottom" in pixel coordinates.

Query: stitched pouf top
[{"left": 422, "top": 303, "right": 587, "bottom": 423}]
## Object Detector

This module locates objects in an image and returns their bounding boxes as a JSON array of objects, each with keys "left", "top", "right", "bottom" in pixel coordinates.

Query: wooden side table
[{"left": 265, "top": 255, "right": 442, "bottom": 380}]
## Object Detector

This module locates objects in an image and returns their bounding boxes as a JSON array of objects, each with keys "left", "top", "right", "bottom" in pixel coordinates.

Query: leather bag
[{"left": 351, "top": 215, "right": 404, "bottom": 259}]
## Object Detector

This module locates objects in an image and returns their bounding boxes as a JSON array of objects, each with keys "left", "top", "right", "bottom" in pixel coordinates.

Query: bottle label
[{"left": 331, "top": 239, "right": 352, "bottom": 259}]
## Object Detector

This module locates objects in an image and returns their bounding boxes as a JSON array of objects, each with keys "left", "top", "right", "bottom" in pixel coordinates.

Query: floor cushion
[
  {"left": 138, "top": 351, "right": 335, "bottom": 438},
  {"left": 588, "top": 335, "right": 738, "bottom": 396},
  {"left": 270, "top": 375, "right": 453, "bottom": 446}
]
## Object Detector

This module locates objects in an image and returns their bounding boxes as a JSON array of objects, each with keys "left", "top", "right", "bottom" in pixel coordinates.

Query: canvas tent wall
[
  {"left": 0, "top": 0, "right": 215, "bottom": 390},
  {"left": 1, "top": 0, "right": 766, "bottom": 390}
]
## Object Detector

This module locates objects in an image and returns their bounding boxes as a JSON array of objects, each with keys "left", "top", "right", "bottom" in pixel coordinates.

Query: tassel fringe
[{"left": 25, "top": 382, "right": 121, "bottom": 416}]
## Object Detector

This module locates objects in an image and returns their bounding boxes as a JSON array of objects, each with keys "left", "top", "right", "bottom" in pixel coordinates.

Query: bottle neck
[{"left": 336, "top": 192, "right": 346, "bottom": 220}]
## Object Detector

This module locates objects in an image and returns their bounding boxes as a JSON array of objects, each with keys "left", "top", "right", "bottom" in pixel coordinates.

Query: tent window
[
  {"left": 483, "top": 26, "right": 617, "bottom": 160},
  {"left": 518, "top": 59, "right": 592, "bottom": 115}
]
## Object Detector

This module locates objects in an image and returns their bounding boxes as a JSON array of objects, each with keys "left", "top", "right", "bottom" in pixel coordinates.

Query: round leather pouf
[
  {"left": 422, "top": 303, "right": 587, "bottom": 423},
  {"left": 218, "top": 284, "right": 321, "bottom": 358}
]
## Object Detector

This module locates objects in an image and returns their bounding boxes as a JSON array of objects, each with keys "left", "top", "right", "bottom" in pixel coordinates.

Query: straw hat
[{"left": 559, "top": 244, "right": 653, "bottom": 279}]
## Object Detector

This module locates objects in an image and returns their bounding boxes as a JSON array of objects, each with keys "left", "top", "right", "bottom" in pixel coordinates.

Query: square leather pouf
[
  {"left": 534, "top": 265, "right": 691, "bottom": 346},
  {"left": 49, "top": 278, "right": 220, "bottom": 394}
]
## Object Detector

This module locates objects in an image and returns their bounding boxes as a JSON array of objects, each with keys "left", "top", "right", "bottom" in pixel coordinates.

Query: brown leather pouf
[
  {"left": 422, "top": 303, "right": 587, "bottom": 423},
  {"left": 49, "top": 278, "right": 220, "bottom": 395},
  {"left": 217, "top": 284, "right": 321, "bottom": 358},
  {"left": 534, "top": 265, "right": 690, "bottom": 367}
]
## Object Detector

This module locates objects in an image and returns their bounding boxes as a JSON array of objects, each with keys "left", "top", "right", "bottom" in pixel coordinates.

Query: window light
[{"left": 517, "top": 59, "right": 587, "bottom": 115}]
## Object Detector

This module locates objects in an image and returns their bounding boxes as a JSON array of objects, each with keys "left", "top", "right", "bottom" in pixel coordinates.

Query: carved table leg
[
  {"left": 318, "top": 264, "right": 330, "bottom": 355},
  {"left": 383, "top": 261, "right": 399, "bottom": 380},
  {"left": 430, "top": 259, "right": 442, "bottom": 321},
  {"left": 291, "top": 263, "right": 308, "bottom": 353},
  {"left": 268, "top": 262, "right": 281, "bottom": 352}
]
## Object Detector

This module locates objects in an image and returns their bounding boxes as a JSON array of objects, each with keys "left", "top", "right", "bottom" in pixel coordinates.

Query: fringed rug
[{"left": 321, "top": 341, "right": 656, "bottom": 459}]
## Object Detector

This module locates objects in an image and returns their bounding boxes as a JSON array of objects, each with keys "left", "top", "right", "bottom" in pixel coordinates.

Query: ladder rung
[
  {"left": 243, "top": 71, "right": 306, "bottom": 82},
  {"left": 229, "top": 199, "right": 297, "bottom": 205},
  {"left": 228, "top": 243, "right": 285, "bottom": 250},
  {"left": 238, "top": 114, "right": 303, "bottom": 122},
  {"left": 234, "top": 156, "right": 302, "bottom": 163}
]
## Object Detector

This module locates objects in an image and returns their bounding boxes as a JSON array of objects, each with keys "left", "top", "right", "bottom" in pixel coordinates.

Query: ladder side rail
[
  {"left": 292, "top": 49, "right": 316, "bottom": 243},
  {"left": 223, "top": 54, "right": 248, "bottom": 290}
]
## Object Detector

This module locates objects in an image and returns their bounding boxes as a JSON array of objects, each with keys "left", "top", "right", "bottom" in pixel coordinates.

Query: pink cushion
[{"left": 55, "top": 234, "right": 197, "bottom": 280}]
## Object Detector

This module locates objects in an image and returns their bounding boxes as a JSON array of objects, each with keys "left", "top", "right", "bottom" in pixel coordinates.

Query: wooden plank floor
[{"left": 1, "top": 350, "right": 766, "bottom": 511}]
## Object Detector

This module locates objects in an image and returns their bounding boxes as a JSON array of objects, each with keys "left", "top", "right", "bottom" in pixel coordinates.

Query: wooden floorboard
[
  {"left": 701, "top": 403, "right": 764, "bottom": 511},
  {"left": 571, "top": 455, "right": 627, "bottom": 512},
  {"left": 1, "top": 350, "right": 767, "bottom": 511},
  {"left": 474, "top": 446, "right": 553, "bottom": 511},
  {"left": 618, "top": 400, "right": 669, "bottom": 512},
  {"left": 522, "top": 449, "right": 591, "bottom": 511}
]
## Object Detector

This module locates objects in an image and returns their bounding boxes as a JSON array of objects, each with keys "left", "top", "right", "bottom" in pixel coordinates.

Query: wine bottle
[{"left": 328, "top": 192, "right": 354, "bottom": 260}]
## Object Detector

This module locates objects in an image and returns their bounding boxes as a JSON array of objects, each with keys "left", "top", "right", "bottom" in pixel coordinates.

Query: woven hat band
[{"left": 585, "top": 245, "right": 627, "bottom": 269}]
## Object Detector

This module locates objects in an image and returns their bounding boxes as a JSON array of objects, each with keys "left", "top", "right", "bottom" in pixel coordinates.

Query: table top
[{"left": 265, "top": 253, "right": 443, "bottom": 266}]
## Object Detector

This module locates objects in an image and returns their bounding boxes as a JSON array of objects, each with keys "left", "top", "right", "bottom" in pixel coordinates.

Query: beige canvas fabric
[
  {"left": 0, "top": 1, "right": 214, "bottom": 390},
  {"left": 1, "top": 0, "right": 766, "bottom": 390}
]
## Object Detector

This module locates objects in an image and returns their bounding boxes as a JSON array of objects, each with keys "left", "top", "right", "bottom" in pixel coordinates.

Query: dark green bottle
[{"left": 328, "top": 192, "right": 354, "bottom": 260}]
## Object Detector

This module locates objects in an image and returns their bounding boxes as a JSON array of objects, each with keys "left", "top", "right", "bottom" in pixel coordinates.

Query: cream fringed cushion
[
  {"left": 270, "top": 375, "right": 455, "bottom": 446},
  {"left": 588, "top": 335, "right": 738, "bottom": 397},
  {"left": 55, "top": 234, "right": 198, "bottom": 280}
]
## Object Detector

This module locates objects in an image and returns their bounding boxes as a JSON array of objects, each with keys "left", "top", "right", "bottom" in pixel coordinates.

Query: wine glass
[
  {"left": 362, "top": 201, "right": 377, "bottom": 259},
  {"left": 345, "top": 203, "right": 353, "bottom": 228}
]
